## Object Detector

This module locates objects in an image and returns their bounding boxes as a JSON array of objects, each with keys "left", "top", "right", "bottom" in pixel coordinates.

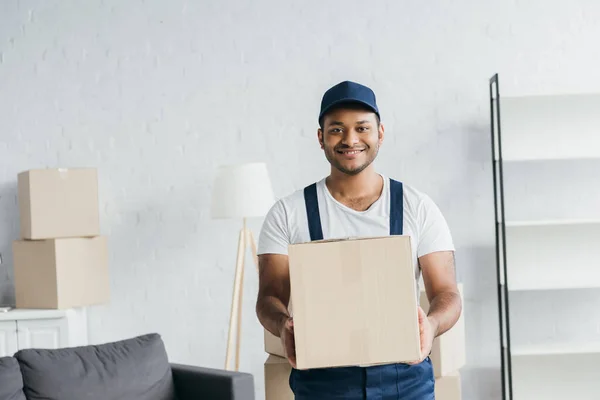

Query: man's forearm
[
  {"left": 256, "top": 295, "right": 290, "bottom": 337},
  {"left": 427, "top": 291, "right": 462, "bottom": 337}
]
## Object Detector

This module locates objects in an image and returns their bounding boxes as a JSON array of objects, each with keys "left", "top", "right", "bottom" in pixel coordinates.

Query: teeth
[{"left": 341, "top": 150, "right": 362, "bottom": 154}]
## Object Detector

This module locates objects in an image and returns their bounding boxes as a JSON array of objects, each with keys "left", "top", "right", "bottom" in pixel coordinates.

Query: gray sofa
[{"left": 0, "top": 333, "right": 254, "bottom": 400}]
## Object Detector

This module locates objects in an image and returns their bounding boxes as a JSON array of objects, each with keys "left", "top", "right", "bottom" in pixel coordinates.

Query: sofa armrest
[{"left": 171, "top": 363, "right": 255, "bottom": 400}]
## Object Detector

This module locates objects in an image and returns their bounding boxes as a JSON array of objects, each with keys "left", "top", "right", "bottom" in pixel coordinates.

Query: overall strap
[
  {"left": 389, "top": 178, "right": 404, "bottom": 235},
  {"left": 303, "top": 183, "right": 324, "bottom": 241}
]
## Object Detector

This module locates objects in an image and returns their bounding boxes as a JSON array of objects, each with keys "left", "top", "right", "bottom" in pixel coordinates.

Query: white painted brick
[{"left": 2, "top": 1, "right": 600, "bottom": 399}]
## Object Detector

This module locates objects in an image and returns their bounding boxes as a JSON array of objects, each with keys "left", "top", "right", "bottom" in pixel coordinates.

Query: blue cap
[{"left": 319, "top": 81, "right": 380, "bottom": 122}]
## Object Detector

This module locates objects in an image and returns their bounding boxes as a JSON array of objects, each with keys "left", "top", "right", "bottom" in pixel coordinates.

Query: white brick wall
[{"left": 2, "top": 1, "right": 600, "bottom": 399}]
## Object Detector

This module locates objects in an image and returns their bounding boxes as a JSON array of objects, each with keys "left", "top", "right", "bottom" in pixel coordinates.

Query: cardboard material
[
  {"left": 13, "top": 237, "right": 110, "bottom": 309},
  {"left": 264, "top": 355, "right": 293, "bottom": 400},
  {"left": 435, "top": 372, "right": 462, "bottom": 400},
  {"left": 264, "top": 329, "right": 285, "bottom": 358},
  {"left": 288, "top": 235, "right": 420, "bottom": 370},
  {"left": 18, "top": 168, "right": 100, "bottom": 239},
  {"left": 420, "top": 283, "right": 466, "bottom": 377}
]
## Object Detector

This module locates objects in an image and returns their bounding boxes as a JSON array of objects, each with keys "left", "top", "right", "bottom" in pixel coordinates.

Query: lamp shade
[{"left": 210, "top": 162, "right": 275, "bottom": 219}]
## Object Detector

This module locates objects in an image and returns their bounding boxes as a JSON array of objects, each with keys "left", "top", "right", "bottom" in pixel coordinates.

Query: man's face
[{"left": 318, "top": 107, "right": 384, "bottom": 176}]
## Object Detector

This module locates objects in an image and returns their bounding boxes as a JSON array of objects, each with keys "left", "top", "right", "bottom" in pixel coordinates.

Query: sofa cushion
[
  {"left": 14, "top": 333, "right": 177, "bottom": 400},
  {"left": 0, "top": 357, "right": 26, "bottom": 400}
]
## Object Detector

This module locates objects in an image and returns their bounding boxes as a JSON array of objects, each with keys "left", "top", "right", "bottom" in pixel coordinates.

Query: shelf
[
  {"left": 512, "top": 350, "right": 600, "bottom": 400},
  {"left": 504, "top": 221, "right": 600, "bottom": 291},
  {"left": 508, "top": 280, "right": 600, "bottom": 292},
  {"left": 511, "top": 342, "right": 600, "bottom": 357},
  {"left": 503, "top": 219, "right": 600, "bottom": 227},
  {"left": 495, "top": 156, "right": 600, "bottom": 163},
  {"left": 493, "top": 93, "right": 600, "bottom": 161},
  {"left": 0, "top": 309, "right": 69, "bottom": 321},
  {"left": 501, "top": 281, "right": 600, "bottom": 291},
  {"left": 491, "top": 78, "right": 600, "bottom": 400}
]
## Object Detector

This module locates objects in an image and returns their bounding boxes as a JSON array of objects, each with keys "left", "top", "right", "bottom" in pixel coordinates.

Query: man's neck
[{"left": 325, "top": 166, "right": 383, "bottom": 201}]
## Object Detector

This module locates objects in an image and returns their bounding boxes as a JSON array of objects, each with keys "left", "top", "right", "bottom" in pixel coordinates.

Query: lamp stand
[{"left": 224, "top": 217, "right": 259, "bottom": 371}]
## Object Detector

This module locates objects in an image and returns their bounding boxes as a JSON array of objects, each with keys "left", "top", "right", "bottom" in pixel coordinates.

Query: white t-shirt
[{"left": 257, "top": 174, "right": 455, "bottom": 291}]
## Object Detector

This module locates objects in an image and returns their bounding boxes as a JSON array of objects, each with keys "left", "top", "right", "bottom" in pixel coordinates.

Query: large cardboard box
[
  {"left": 288, "top": 236, "right": 420, "bottom": 370},
  {"left": 420, "top": 284, "right": 466, "bottom": 377},
  {"left": 18, "top": 168, "right": 100, "bottom": 239},
  {"left": 13, "top": 237, "right": 110, "bottom": 309},
  {"left": 435, "top": 372, "right": 462, "bottom": 400},
  {"left": 264, "top": 355, "right": 293, "bottom": 400},
  {"left": 264, "top": 329, "right": 285, "bottom": 358}
]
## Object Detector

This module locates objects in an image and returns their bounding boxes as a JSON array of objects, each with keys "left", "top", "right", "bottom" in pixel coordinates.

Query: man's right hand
[
  {"left": 256, "top": 253, "right": 296, "bottom": 367},
  {"left": 279, "top": 317, "right": 296, "bottom": 368}
]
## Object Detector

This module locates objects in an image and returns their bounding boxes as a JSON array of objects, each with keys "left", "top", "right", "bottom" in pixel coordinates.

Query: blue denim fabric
[{"left": 289, "top": 358, "right": 435, "bottom": 400}]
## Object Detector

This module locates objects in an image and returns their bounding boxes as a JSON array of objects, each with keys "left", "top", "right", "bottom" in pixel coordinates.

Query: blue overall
[{"left": 289, "top": 178, "right": 435, "bottom": 400}]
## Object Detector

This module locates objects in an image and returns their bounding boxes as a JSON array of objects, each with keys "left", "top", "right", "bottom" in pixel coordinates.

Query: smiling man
[{"left": 256, "top": 81, "right": 462, "bottom": 399}]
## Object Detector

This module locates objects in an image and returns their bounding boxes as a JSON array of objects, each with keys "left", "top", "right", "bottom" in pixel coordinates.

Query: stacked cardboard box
[
  {"left": 12, "top": 168, "right": 109, "bottom": 309},
  {"left": 263, "top": 329, "right": 292, "bottom": 398},
  {"left": 264, "top": 355, "right": 294, "bottom": 400},
  {"left": 422, "top": 284, "right": 466, "bottom": 400}
]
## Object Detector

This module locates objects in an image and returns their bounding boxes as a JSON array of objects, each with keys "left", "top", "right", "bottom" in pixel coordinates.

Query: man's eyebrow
[
  {"left": 356, "top": 120, "right": 372, "bottom": 124},
  {"left": 327, "top": 121, "right": 344, "bottom": 127}
]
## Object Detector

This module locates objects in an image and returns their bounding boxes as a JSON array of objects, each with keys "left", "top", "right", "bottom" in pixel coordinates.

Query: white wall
[{"left": 1, "top": 1, "right": 600, "bottom": 399}]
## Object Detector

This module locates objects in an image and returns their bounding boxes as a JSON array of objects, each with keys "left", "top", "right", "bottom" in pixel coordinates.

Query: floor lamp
[{"left": 210, "top": 162, "right": 275, "bottom": 371}]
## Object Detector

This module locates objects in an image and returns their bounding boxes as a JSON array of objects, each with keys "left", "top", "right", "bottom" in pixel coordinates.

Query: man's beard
[{"left": 324, "top": 144, "right": 379, "bottom": 176}]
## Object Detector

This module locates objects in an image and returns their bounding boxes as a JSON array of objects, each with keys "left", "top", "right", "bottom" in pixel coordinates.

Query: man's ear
[
  {"left": 378, "top": 123, "right": 385, "bottom": 145},
  {"left": 318, "top": 129, "right": 324, "bottom": 149}
]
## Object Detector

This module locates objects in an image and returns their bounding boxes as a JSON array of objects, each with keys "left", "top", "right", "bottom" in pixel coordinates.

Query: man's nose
[{"left": 341, "top": 130, "right": 360, "bottom": 146}]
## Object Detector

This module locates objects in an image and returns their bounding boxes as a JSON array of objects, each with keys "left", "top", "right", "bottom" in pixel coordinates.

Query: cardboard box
[
  {"left": 288, "top": 235, "right": 420, "bottom": 370},
  {"left": 420, "top": 284, "right": 466, "bottom": 377},
  {"left": 435, "top": 372, "right": 462, "bottom": 400},
  {"left": 264, "top": 355, "right": 293, "bottom": 400},
  {"left": 13, "top": 237, "right": 110, "bottom": 309},
  {"left": 264, "top": 329, "right": 285, "bottom": 358},
  {"left": 18, "top": 168, "right": 100, "bottom": 239}
]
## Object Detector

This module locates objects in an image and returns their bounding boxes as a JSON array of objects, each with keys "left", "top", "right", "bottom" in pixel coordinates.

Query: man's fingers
[
  {"left": 287, "top": 336, "right": 297, "bottom": 368},
  {"left": 286, "top": 332, "right": 296, "bottom": 356},
  {"left": 282, "top": 317, "right": 296, "bottom": 368}
]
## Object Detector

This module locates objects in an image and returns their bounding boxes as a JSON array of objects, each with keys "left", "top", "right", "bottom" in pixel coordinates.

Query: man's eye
[
  {"left": 330, "top": 128, "right": 342, "bottom": 133},
  {"left": 357, "top": 127, "right": 369, "bottom": 132}
]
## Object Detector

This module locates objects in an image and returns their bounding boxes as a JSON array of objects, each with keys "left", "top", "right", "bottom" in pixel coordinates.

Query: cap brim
[{"left": 319, "top": 98, "right": 379, "bottom": 120}]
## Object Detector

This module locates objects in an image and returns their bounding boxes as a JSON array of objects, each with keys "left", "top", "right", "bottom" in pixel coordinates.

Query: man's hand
[
  {"left": 279, "top": 317, "right": 296, "bottom": 368},
  {"left": 407, "top": 306, "right": 438, "bottom": 365},
  {"left": 256, "top": 253, "right": 296, "bottom": 367}
]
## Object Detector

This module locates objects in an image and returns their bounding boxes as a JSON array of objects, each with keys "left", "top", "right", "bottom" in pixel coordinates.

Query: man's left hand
[{"left": 407, "top": 306, "right": 438, "bottom": 364}]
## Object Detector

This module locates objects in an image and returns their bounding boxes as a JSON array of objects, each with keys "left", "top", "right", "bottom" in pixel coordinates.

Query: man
[{"left": 256, "top": 81, "right": 462, "bottom": 399}]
